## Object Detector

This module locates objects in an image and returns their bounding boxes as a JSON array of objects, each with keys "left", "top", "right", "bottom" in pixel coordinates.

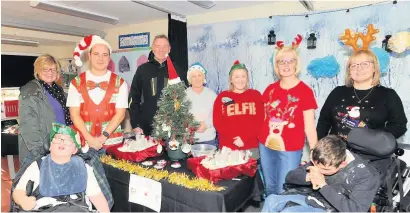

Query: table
[
  {"left": 103, "top": 155, "right": 264, "bottom": 212},
  {"left": 1, "top": 133, "right": 19, "bottom": 179}
]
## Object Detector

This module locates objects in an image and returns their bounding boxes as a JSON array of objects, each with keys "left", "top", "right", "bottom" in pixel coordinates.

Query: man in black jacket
[
  {"left": 128, "top": 35, "right": 187, "bottom": 136},
  {"left": 262, "top": 135, "right": 381, "bottom": 212}
]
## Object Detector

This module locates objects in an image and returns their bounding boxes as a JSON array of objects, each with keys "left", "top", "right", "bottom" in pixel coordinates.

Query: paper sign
[
  {"left": 119, "top": 32, "right": 150, "bottom": 49},
  {"left": 129, "top": 174, "right": 162, "bottom": 212}
]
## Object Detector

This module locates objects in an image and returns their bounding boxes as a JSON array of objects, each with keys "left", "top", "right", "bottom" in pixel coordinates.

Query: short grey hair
[{"left": 153, "top": 34, "right": 170, "bottom": 44}]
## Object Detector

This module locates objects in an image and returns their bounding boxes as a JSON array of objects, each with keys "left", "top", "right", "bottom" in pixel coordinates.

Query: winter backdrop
[{"left": 187, "top": 2, "right": 410, "bottom": 144}]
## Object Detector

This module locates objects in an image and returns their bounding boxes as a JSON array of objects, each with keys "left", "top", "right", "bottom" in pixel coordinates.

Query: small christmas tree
[{"left": 152, "top": 55, "right": 199, "bottom": 161}]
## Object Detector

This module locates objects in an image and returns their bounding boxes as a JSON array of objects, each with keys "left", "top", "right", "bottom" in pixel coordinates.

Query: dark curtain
[
  {"left": 1, "top": 55, "right": 36, "bottom": 88},
  {"left": 168, "top": 14, "right": 188, "bottom": 83}
]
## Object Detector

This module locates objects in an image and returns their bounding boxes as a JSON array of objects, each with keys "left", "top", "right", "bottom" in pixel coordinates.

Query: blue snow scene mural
[{"left": 188, "top": 2, "right": 410, "bottom": 144}]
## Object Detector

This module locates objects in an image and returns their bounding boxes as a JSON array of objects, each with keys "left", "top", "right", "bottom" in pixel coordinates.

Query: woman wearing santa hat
[
  {"left": 185, "top": 63, "right": 218, "bottom": 147},
  {"left": 213, "top": 60, "right": 264, "bottom": 157}
]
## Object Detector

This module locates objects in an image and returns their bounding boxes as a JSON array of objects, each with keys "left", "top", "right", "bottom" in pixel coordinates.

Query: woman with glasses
[
  {"left": 317, "top": 50, "right": 407, "bottom": 141},
  {"left": 258, "top": 45, "right": 318, "bottom": 196},
  {"left": 18, "top": 54, "right": 73, "bottom": 165}
]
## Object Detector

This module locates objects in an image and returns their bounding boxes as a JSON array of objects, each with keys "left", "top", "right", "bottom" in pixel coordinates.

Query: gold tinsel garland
[{"left": 100, "top": 155, "right": 225, "bottom": 192}]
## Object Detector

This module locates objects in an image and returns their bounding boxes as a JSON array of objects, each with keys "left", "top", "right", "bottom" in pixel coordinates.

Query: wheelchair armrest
[{"left": 395, "top": 148, "right": 404, "bottom": 157}]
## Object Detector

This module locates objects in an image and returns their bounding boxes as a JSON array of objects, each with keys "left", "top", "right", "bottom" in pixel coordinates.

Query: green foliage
[{"left": 152, "top": 83, "right": 199, "bottom": 144}]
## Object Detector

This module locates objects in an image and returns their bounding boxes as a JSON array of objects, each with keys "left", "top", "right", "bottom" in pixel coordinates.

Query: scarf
[{"left": 39, "top": 80, "right": 73, "bottom": 126}]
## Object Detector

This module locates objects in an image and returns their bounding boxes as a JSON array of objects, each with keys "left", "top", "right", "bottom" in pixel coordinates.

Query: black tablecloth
[
  {"left": 103, "top": 154, "right": 264, "bottom": 212},
  {"left": 1, "top": 133, "right": 19, "bottom": 156}
]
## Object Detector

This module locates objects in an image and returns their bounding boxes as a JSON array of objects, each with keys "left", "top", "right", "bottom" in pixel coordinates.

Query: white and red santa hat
[
  {"left": 73, "top": 35, "right": 112, "bottom": 67},
  {"left": 166, "top": 54, "right": 182, "bottom": 85}
]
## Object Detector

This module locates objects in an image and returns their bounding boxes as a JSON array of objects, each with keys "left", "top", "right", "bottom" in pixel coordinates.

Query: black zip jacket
[{"left": 128, "top": 58, "right": 188, "bottom": 135}]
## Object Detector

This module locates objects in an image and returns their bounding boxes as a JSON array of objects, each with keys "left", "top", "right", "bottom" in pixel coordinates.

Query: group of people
[{"left": 14, "top": 33, "right": 408, "bottom": 212}]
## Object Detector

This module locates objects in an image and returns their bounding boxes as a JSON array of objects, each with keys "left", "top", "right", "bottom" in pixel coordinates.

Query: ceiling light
[
  {"left": 299, "top": 0, "right": 314, "bottom": 11},
  {"left": 30, "top": 0, "right": 119, "bottom": 25},
  {"left": 2, "top": 17, "right": 106, "bottom": 38},
  {"left": 1, "top": 38, "right": 39, "bottom": 47},
  {"left": 188, "top": 1, "right": 215, "bottom": 9},
  {"left": 132, "top": 1, "right": 185, "bottom": 17}
]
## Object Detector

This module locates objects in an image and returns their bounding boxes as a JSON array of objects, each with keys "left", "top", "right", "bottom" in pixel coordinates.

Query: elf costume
[
  {"left": 70, "top": 35, "right": 126, "bottom": 152},
  {"left": 213, "top": 60, "right": 264, "bottom": 150},
  {"left": 67, "top": 34, "right": 129, "bottom": 208}
]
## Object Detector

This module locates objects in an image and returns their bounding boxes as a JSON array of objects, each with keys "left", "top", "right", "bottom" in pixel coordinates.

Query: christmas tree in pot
[{"left": 152, "top": 55, "right": 199, "bottom": 161}]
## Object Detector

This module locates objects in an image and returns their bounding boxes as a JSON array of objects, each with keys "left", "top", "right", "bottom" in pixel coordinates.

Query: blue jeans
[
  {"left": 259, "top": 143, "right": 302, "bottom": 196},
  {"left": 262, "top": 194, "right": 325, "bottom": 212},
  {"left": 197, "top": 139, "right": 219, "bottom": 147}
]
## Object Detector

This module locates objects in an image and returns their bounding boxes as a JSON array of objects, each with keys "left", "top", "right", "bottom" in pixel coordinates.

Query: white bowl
[{"left": 191, "top": 144, "right": 217, "bottom": 157}]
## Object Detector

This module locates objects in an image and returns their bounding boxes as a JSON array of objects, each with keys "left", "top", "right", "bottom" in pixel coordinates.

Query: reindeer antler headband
[
  {"left": 340, "top": 24, "right": 379, "bottom": 51},
  {"left": 276, "top": 34, "right": 303, "bottom": 50}
]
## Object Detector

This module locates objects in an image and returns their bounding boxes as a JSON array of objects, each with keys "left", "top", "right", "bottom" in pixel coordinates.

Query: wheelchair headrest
[{"left": 347, "top": 128, "right": 397, "bottom": 160}]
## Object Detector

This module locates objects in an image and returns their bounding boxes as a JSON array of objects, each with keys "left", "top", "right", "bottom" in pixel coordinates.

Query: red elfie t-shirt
[
  {"left": 213, "top": 89, "right": 264, "bottom": 150},
  {"left": 258, "top": 81, "right": 318, "bottom": 151}
]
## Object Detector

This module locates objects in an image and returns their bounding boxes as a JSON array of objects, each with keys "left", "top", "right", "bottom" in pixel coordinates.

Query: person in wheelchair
[
  {"left": 262, "top": 135, "right": 381, "bottom": 212},
  {"left": 12, "top": 123, "right": 110, "bottom": 212}
]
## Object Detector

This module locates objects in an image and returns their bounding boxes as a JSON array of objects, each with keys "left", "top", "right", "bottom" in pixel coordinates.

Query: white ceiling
[
  {"left": 1, "top": 1, "right": 272, "bottom": 31},
  {"left": 1, "top": 0, "right": 274, "bottom": 46}
]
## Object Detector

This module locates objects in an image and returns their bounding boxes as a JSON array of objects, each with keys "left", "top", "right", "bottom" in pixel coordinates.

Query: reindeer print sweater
[
  {"left": 258, "top": 81, "right": 317, "bottom": 151},
  {"left": 317, "top": 85, "right": 407, "bottom": 140},
  {"left": 213, "top": 89, "right": 264, "bottom": 150}
]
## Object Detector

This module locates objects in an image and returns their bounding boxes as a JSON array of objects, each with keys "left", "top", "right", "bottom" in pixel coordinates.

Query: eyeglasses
[
  {"left": 52, "top": 137, "right": 73, "bottom": 146},
  {"left": 349, "top": 61, "right": 374, "bottom": 70},
  {"left": 277, "top": 59, "right": 296, "bottom": 65},
  {"left": 43, "top": 68, "right": 57, "bottom": 74}
]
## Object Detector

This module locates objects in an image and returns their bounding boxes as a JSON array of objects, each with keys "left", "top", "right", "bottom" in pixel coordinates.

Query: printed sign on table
[{"left": 129, "top": 174, "right": 162, "bottom": 212}]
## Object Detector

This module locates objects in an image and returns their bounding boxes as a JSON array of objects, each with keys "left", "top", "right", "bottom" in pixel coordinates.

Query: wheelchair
[
  {"left": 267, "top": 128, "right": 410, "bottom": 212},
  {"left": 347, "top": 128, "right": 410, "bottom": 212}
]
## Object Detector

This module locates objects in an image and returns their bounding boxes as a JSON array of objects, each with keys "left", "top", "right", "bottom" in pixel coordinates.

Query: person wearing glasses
[
  {"left": 317, "top": 50, "right": 407, "bottom": 141},
  {"left": 18, "top": 54, "right": 73, "bottom": 165},
  {"left": 258, "top": 45, "right": 318, "bottom": 196},
  {"left": 12, "top": 123, "right": 110, "bottom": 212}
]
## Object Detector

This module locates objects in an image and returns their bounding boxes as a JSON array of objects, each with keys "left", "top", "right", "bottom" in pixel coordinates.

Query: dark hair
[{"left": 311, "top": 135, "right": 347, "bottom": 167}]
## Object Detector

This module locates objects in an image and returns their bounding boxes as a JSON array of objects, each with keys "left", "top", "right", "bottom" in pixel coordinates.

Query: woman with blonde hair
[
  {"left": 18, "top": 54, "right": 73, "bottom": 164},
  {"left": 213, "top": 60, "right": 264, "bottom": 157},
  {"left": 317, "top": 49, "right": 407, "bottom": 140},
  {"left": 258, "top": 36, "right": 318, "bottom": 196}
]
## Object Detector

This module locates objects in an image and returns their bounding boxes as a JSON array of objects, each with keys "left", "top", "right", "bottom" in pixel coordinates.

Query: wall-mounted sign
[{"left": 119, "top": 32, "right": 150, "bottom": 49}]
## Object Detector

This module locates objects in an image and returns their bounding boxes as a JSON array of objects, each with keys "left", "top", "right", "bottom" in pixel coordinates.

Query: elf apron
[{"left": 71, "top": 72, "right": 124, "bottom": 148}]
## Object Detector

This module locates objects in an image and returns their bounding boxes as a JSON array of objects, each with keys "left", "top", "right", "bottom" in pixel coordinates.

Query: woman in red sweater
[
  {"left": 213, "top": 60, "right": 264, "bottom": 157},
  {"left": 258, "top": 38, "right": 318, "bottom": 196}
]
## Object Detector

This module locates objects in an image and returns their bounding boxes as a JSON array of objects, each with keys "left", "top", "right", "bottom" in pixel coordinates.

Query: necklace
[{"left": 353, "top": 87, "right": 374, "bottom": 104}]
